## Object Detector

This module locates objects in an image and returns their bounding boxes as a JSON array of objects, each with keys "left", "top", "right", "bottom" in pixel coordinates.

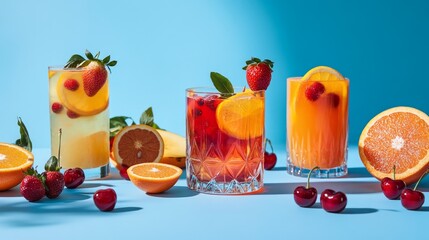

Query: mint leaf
[
  {"left": 210, "top": 72, "right": 234, "bottom": 94},
  {"left": 64, "top": 54, "right": 85, "bottom": 68},
  {"left": 140, "top": 107, "right": 154, "bottom": 126},
  {"left": 110, "top": 116, "right": 135, "bottom": 137},
  {"left": 15, "top": 117, "right": 32, "bottom": 152},
  {"left": 140, "top": 107, "right": 163, "bottom": 130}
]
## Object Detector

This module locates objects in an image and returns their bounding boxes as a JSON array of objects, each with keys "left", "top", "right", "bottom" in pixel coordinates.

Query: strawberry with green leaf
[
  {"left": 243, "top": 57, "right": 274, "bottom": 91},
  {"left": 65, "top": 50, "right": 117, "bottom": 97}
]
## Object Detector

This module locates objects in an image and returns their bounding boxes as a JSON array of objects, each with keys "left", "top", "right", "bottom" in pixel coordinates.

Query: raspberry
[
  {"left": 305, "top": 82, "right": 325, "bottom": 101},
  {"left": 67, "top": 110, "right": 80, "bottom": 119},
  {"left": 51, "top": 102, "right": 63, "bottom": 113},
  {"left": 64, "top": 79, "right": 79, "bottom": 91},
  {"left": 325, "top": 93, "right": 340, "bottom": 108}
]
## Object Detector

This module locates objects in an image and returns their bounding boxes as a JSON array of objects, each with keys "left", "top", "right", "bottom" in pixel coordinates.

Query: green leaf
[
  {"left": 108, "top": 60, "right": 117, "bottom": 67},
  {"left": 140, "top": 107, "right": 154, "bottom": 126},
  {"left": 251, "top": 57, "right": 261, "bottom": 63},
  {"left": 45, "top": 156, "right": 60, "bottom": 171},
  {"left": 15, "top": 117, "right": 32, "bottom": 152},
  {"left": 110, "top": 116, "right": 135, "bottom": 137},
  {"left": 77, "top": 60, "right": 91, "bottom": 68},
  {"left": 103, "top": 55, "right": 111, "bottom": 64},
  {"left": 210, "top": 72, "right": 234, "bottom": 94},
  {"left": 64, "top": 54, "right": 85, "bottom": 68},
  {"left": 94, "top": 51, "right": 100, "bottom": 59},
  {"left": 85, "top": 50, "right": 94, "bottom": 60}
]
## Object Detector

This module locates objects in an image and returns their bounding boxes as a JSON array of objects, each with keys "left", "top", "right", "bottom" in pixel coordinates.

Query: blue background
[{"left": 1, "top": 0, "right": 429, "bottom": 148}]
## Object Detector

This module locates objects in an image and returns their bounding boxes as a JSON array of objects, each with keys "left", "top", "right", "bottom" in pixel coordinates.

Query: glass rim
[
  {"left": 48, "top": 66, "right": 84, "bottom": 71},
  {"left": 287, "top": 77, "right": 350, "bottom": 82},
  {"left": 186, "top": 86, "right": 265, "bottom": 94}
]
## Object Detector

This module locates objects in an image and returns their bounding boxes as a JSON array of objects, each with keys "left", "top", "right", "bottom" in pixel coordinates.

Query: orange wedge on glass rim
[
  {"left": 0, "top": 143, "right": 34, "bottom": 191},
  {"left": 359, "top": 106, "right": 429, "bottom": 184},
  {"left": 127, "top": 162, "right": 182, "bottom": 193}
]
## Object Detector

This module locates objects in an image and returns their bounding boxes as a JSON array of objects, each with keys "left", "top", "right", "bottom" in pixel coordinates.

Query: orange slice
[
  {"left": 57, "top": 71, "right": 108, "bottom": 116},
  {"left": 112, "top": 125, "right": 164, "bottom": 168},
  {"left": 0, "top": 143, "right": 34, "bottom": 191},
  {"left": 359, "top": 107, "right": 429, "bottom": 184},
  {"left": 127, "top": 162, "right": 182, "bottom": 193},
  {"left": 216, "top": 91, "right": 264, "bottom": 139},
  {"left": 301, "top": 66, "right": 345, "bottom": 82}
]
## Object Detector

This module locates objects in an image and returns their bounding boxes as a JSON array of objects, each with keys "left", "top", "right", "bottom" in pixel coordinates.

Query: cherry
[
  {"left": 320, "top": 189, "right": 347, "bottom": 213},
  {"left": 381, "top": 165, "right": 405, "bottom": 200},
  {"left": 64, "top": 167, "right": 85, "bottom": 189},
  {"left": 401, "top": 170, "right": 428, "bottom": 210},
  {"left": 294, "top": 166, "right": 319, "bottom": 207},
  {"left": 93, "top": 188, "right": 117, "bottom": 212},
  {"left": 120, "top": 165, "right": 130, "bottom": 180},
  {"left": 264, "top": 139, "right": 277, "bottom": 170}
]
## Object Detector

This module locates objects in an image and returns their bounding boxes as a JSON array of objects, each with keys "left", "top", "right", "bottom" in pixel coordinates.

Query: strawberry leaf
[
  {"left": 108, "top": 61, "right": 117, "bottom": 67},
  {"left": 94, "top": 51, "right": 100, "bottom": 59},
  {"left": 210, "top": 72, "right": 234, "bottom": 95},
  {"left": 15, "top": 117, "right": 32, "bottom": 152},
  {"left": 85, "top": 50, "right": 94, "bottom": 60},
  {"left": 103, "top": 55, "right": 111, "bottom": 64},
  {"left": 45, "top": 156, "right": 60, "bottom": 171}
]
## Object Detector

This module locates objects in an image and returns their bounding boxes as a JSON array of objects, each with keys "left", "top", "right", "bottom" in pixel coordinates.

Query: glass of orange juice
[
  {"left": 48, "top": 66, "right": 110, "bottom": 179},
  {"left": 287, "top": 67, "right": 349, "bottom": 177},
  {"left": 186, "top": 88, "right": 265, "bottom": 194}
]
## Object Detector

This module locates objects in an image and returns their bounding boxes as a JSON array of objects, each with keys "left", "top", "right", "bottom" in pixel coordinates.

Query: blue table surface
[{"left": 1, "top": 146, "right": 428, "bottom": 239}]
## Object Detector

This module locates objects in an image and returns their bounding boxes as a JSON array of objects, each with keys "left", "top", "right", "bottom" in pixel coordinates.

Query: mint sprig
[
  {"left": 109, "top": 107, "right": 163, "bottom": 137},
  {"left": 15, "top": 117, "right": 32, "bottom": 152},
  {"left": 210, "top": 72, "right": 234, "bottom": 96}
]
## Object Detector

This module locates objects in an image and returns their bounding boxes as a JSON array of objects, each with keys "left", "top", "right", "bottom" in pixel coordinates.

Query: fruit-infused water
[
  {"left": 287, "top": 76, "right": 349, "bottom": 177},
  {"left": 48, "top": 67, "right": 110, "bottom": 178},
  {"left": 186, "top": 88, "right": 265, "bottom": 194}
]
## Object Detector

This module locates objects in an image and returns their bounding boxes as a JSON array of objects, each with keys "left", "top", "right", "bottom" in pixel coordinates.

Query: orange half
[
  {"left": 112, "top": 125, "right": 164, "bottom": 168},
  {"left": 127, "top": 162, "right": 182, "bottom": 193},
  {"left": 359, "top": 106, "right": 429, "bottom": 184},
  {"left": 0, "top": 143, "right": 34, "bottom": 191}
]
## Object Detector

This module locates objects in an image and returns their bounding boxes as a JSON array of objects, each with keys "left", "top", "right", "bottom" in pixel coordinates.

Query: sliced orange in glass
[
  {"left": 127, "top": 162, "right": 182, "bottom": 193},
  {"left": 301, "top": 66, "right": 345, "bottom": 82},
  {"left": 359, "top": 107, "right": 429, "bottom": 184},
  {"left": 216, "top": 91, "right": 264, "bottom": 139},
  {"left": 56, "top": 71, "right": 108, "bottom": 116},
  {"left": 112, "top": 125, "right": 164, "bottom": 169},
  {"left": 0, "top": 143, "right": 34, "bottom": 191}
]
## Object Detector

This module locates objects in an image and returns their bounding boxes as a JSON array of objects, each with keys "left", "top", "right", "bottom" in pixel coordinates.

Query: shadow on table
[
  {"left": 263, "top": 181, "right": 380, "bottom": 195},
  {"left": 299, "top": 203, "right": 378, "bottom": 214},
  {"left": 148, "top": 186, "right": 198, "bottom": 198},
  {"left": 272, "top": 167, "right": 372, "bottom": 179},
  {"left": 0, "top": 187, "right": 21, "bottom": 197}
]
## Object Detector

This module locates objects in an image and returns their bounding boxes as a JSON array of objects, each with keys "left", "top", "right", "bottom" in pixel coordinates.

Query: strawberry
[
  {"left": 44, "top": 171, "right": 64, "bottom": 199},
  {"left": 64, "top": 50, "right": 117, "bottom": 97},
  {"left": 43, "top": 129, "right": 65, "bottom": 199},
  {"left": 64, "top": 78, "right": 79, "bottom": 91},
  {"left": 243, "top": 57, "right": 274, "bottom": 91},
  {"left": 20, "top": 168, "right": 45, "bottom": 202},
  {"left": 82, "top": 61, "right": 107, "bottom": 97},
  {"left": 305, "top": 82, "right": 325, "bottom": 101}
]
